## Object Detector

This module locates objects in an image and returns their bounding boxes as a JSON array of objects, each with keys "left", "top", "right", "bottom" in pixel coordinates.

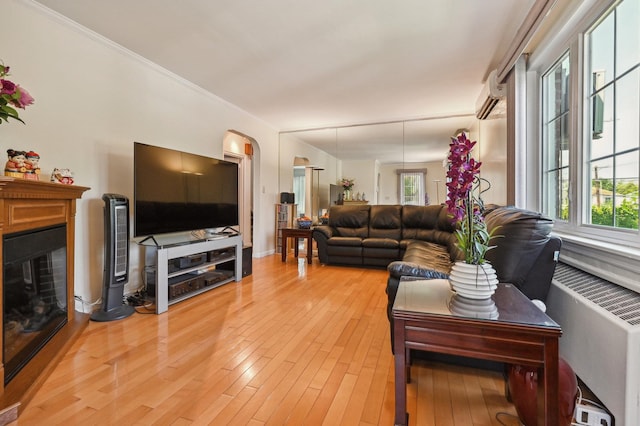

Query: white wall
[
  {"left": 425, "top": 162, "right": 448, "bottom": 205},
  {"left": 223, "top": 131, "right": 254, "bottom": 248},
  {"left": 379, "top": 163, "right": 400, "bottom": 204},
  {"left": 477, "top": 117, "right": 508, "bottom": 206},
  {"left": 2, "top": 0, "right": 280, "bottom": 307},
  {"left": 340, "top": 159, "right": 376, "bottom": 202},
  {"left": 278, "top": 134, "right": 338, "bottom": 195},
  {"left": 278, "top": 133, "right": 339, "bottom": 219}
]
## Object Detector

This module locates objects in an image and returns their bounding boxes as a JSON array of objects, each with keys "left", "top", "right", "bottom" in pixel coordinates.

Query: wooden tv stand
[{"left": 141, "top": 234, "right": 243, "bottom": 314}]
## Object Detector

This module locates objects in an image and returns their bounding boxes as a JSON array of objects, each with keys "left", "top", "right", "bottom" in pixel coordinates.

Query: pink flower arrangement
[
  {"left": 446, "top": 133, "right": 496, "bottom": 264},
  {"left": 339, "top": 178, "right": 354, "bottom": 191},
  {"left": 0, "top": 62, "right": 35, "bottom": 125}
]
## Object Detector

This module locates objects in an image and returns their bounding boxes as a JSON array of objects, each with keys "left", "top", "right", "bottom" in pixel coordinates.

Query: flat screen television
[{"left": 134, "top": 142, "right": 239, "bottom": 238}]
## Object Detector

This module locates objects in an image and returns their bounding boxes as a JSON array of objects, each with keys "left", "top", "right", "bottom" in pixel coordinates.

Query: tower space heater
[{"left": 90, "top": 194, "right": 135, "bottom": 322}]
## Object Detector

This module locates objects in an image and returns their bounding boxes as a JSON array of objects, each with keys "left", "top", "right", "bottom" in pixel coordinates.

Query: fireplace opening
[{"left": 3, "top": 224, "right": 67, "bottom": 385}]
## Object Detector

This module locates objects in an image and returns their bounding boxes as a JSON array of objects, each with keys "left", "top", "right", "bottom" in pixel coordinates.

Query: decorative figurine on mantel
[
  {"left": 5, "top": 149, "right": 28, "bottom": 178},
  {"left": 5, "top": 149, "right": 42, "bottom": 180},
  {"left": 50, "top": 168, "right": 74, "bottom": 185},
  {"left": 24, "top": 151, "right": 40, "bottom": 180}
]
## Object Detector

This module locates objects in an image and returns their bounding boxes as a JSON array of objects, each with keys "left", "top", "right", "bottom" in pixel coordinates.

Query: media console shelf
[{"left": 142, "top": 234, "right": 243, "bottom": 314}]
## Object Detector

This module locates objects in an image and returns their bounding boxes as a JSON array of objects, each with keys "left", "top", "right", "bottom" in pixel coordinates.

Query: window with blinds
[{"left": 399, "top": 170, "right": 426, "bottom": 205}]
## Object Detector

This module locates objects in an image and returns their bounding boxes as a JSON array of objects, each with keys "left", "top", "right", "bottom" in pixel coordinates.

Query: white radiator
[{"left": 547, "top": 263, "right": 640, "bottom": 426}]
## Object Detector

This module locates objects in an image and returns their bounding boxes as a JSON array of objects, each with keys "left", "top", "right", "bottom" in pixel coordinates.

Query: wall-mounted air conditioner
[{"left": 475, "top": 70, "right": 506, "bottom": 120}]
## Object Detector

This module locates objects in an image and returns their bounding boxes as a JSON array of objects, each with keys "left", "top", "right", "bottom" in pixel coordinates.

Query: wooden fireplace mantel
[{"left": 0, "top": 177, "right": 89, "bottom": 414}]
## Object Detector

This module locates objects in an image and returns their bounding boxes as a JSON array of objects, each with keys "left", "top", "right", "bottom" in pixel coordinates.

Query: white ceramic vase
[
  {"left": 448, "top": 261, "right": 498, "bottom": 300},
  {"left": 449, "top": 294, "right": 499, "bottom": 319}
]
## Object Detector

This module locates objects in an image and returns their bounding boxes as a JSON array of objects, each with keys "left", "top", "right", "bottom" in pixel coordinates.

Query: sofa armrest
[
  {"left": 485, "top": 206, "right": 560, "bottom": 301},
  {"left": 312, "top": 226, "right": 334, "bottom": 264},
  {"left": 387, "top": 261, "right": 449, "bottom": 280},
  {"left": 312, "top": 225, "right": 335, "bottom": 240},
  {"left": 516, "top": 235, "right": 562, "bottom": 302}
]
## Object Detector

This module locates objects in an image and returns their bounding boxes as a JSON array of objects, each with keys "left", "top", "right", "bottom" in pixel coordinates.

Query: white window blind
[{"left": 398, "top": 170, "right": 426, "bottom": 205}]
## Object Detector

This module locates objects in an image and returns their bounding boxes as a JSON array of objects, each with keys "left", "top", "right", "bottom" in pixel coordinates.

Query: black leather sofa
[
  {"left": 313, "top": 205, "right": 562, "bottom": 343},
  {"left": 313, "top": 204, "right": 460, "bottom": 268},
  {"left": 385, "top": 205, "right": 562, "bottom": 304}
]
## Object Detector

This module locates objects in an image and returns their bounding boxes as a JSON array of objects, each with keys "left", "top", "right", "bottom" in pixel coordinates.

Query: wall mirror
[{"left": 278, "top": 115, "right": 482, "bottom": 221}]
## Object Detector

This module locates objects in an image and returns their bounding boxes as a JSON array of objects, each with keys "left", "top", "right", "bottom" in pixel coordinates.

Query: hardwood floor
[{"left": 15, "top": 255, "right": 520, "bottom": 425}]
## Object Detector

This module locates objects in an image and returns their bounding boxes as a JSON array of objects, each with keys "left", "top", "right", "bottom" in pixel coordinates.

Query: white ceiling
[{"left": 35, "top": 0, "right": 536, "bottom": 162}]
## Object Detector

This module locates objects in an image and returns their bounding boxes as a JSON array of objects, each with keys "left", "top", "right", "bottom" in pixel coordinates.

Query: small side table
[
  {"left": 281, "top": 227, "right": 313, "bottom": 264},
  {"left": 392, "top": 279, "right": 562, "bottom": 425}
]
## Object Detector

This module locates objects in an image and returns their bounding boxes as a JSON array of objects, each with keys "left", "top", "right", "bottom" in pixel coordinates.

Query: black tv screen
[{"left": 134, "top": 142, "right": 239, "bottom": 237}]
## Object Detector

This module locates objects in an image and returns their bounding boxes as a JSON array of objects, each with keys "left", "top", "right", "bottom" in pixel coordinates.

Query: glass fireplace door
[{"left": 3, "top": 224, "right": 67, "bottom": 385}]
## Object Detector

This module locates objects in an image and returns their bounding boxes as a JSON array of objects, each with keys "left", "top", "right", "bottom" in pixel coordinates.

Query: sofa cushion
[
  {"left": 326, "top": 244, "right": 363, "bottom": 260},
  {"left": 329, "top": 205, "right": 370, "bottom": 238},
  {"left": 327, "top": 236, "right": 363, "bottom": 247},
  {"left": 436, "top": 204, "right": 457, "bottom": 233},
  {"left": 363, "top": 241, "right": 400, "bottom": 261},
  {"left": 388, "top": 240, "right": 452, "bottom": 279},
  {"left": 401, "top": 205, "right": 456, "bottom": 241},
  {"left": 362, "top": 238, "right": 400, "bottom": 249},
  {"left": 369, "top": 205, "right": 402, "bottom": 240},
  {"left": 400, "top": 241, "right": 452, "bottom": 274},
  {"left": 387, "top": 261, "right": 450, "bottom": 280},
  {"left": 400, "top": 205, "right": 460, "bottom": 259},
  {"left": 402, "top": 205, "right": 442, "bottom": 231}
]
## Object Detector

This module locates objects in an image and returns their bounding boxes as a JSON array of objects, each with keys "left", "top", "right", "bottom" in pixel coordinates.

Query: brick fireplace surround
[{"left": 0, "top": 177, "right": 89, "bottom": 417}]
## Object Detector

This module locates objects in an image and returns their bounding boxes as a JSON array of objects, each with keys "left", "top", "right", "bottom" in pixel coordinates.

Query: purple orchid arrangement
[
  {"left": 0, "top": 62, "right": 35, "bottom": 125},
  {"left": 445, "top": 133, "right": 495, "bottom": 264}
]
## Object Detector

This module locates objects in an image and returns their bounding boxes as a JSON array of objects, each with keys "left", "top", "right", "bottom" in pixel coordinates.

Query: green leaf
[{"left": 0, "top": 104, "right": 24, "bottom": 124}]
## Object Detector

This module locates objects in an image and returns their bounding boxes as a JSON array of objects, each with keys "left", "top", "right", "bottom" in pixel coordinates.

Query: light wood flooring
[{"left": 14, "top": 255, "right": 520, "bottom": 425}]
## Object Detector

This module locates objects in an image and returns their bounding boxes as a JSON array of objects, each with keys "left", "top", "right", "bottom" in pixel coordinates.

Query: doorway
[{"left": 223, "top": 130, "right": 255, "bottom": 249}]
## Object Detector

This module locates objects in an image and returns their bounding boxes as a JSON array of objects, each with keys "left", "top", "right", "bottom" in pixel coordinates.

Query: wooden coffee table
[
  {"left": 392, "top": 279, "right": 562, "bottom": 426},
  {"left": 280, "top": 227, "right": 313, "bottom": 264}
]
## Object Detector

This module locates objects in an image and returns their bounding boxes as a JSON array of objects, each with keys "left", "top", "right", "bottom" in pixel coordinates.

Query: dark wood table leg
[
  {"left": 294, "top": 237, "right": 299, "bottom": 257},
  {"left": 539, "top": 337, "right": 560, "bottom": 425},
  {"left": 394, "top": 319, "right": 408, "bottom": 426},
  {"left": 281, "top": 233, "right": 287, "bottom": 262},
  {"left": 306, "top": 235, "right": 312, "bottom": 264},
  {"left": 406, "top": 347, "right": 412, "bottom": 383}
]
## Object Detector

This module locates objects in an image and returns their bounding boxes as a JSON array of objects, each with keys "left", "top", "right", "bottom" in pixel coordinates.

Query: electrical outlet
[
  {"left": 575, "top": 404, "right": 611, "bottom": 426},
  {"left": 74, "top": 298, "right": 84, "bottom": 313}
]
